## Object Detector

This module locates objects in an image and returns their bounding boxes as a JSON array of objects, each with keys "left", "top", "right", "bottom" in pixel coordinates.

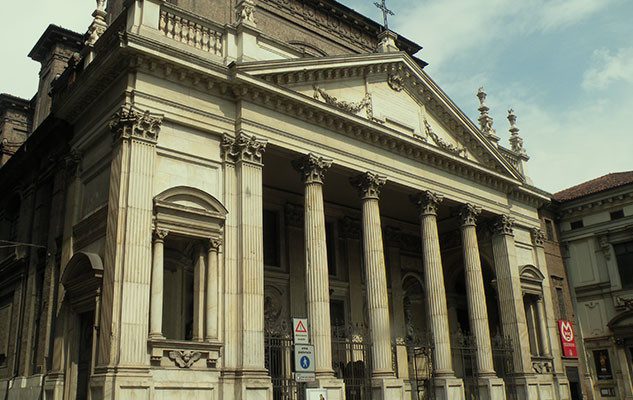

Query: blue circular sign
[{"left": 300, "top": 355, "right": 310, "bottom": 369}]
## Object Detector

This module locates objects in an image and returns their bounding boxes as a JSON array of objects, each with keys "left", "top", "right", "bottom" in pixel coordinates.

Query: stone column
[
  {"left": 459, "top": 204, "right": 506, "bottom": 399},
  {"left": 411, "top": 191, "right": 453, "bottom": 375},
  {"left": 149, "top": 229, "right": 168, "bottom": 339},
  {"left": 351, "top": 172, "right": 393, "bottom": 377},
  {"left": 411, "top": 191, "right": 464, "bottom": 400},
  {"left": 535, "top": 297, "right": 550, "bottom": 356},
  {"left": 459, "top": 204, "right": 495, "bottom": 374},
  {"left": 193, "top": 245, "right": 205, "bottom": 341},
  {"left": 490, "top": 216, "right": 532, "bottom": 381},
  {"left": 292, "top": 153, "right": 334, "bottom": 377},
  {"left": 352, "top": 172, "right": 403, "bottom": 399},
  {"left": 206, "top": 238, "right": 222, "bottom": 341}
]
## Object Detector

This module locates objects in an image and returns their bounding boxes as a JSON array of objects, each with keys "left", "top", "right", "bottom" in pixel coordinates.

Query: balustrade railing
[{"left": 159, "top": 4, "right": 224, "bottom": 56}]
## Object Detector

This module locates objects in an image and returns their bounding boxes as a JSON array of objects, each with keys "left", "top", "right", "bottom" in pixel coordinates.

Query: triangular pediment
[{"left": 236, "top": 53, "right": 522, "bottom": 181}]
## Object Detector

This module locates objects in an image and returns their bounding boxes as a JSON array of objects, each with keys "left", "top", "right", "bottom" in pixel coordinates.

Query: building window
[
  {"left": 614, "top": 241, "right": 633, "bottom": 289},
  {"left": 263, "top": 209, "right": 280, "bottom": 268},
  {"left": 544, "top": 219, "right": 555, "bottom": 241},
  {"left": 163, "top": 237, "right": 196, "bottom": 340},
  {"left": 326, "top": 222, "right": 337, "bottom": 277},
  {"left": 556, "top": 287, "right": 567, "bottom": 320},
  {"left": 570, "top": 220, "right": 584, "bottom": 230},
  {"left": 610, "top": 210, "right": 624, "bottom": 220}
]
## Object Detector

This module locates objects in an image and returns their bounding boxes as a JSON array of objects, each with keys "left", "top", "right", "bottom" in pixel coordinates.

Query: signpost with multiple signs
[{"left": 293, "top": 318, "right": 316, "bottom": 383}]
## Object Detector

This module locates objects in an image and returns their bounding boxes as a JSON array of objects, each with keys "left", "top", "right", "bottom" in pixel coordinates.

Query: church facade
[{"left": 0, "top": 1, "right": 578, "bottom": 399}]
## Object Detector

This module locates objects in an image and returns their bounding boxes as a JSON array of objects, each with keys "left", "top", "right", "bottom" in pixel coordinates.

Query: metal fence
[
  {"left": 332, "top": 324, "right": 373, "bottom": 400},
  {"left": 403, "top": 332, "right": 435, "bottom": 400},
  {"left": 265, "top": 319, "right": 305, "bottom": 400},
  {"left": 452, "top": 330, "right": 517, "bottom": 400}
]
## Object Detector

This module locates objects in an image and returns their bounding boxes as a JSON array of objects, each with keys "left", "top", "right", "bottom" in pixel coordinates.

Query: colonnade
[{"left": 143, "top": 146, "right": 556, "bottom": 400}]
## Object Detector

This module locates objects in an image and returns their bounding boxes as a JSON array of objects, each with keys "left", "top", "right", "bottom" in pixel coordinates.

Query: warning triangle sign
[{"left": 295, "top": 320, "right": 307, "bottom": 333}]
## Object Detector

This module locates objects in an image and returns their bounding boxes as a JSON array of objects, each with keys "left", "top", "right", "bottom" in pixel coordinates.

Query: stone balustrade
[{"left": 159, "top": 5, "right": 224, "bottom": 56}]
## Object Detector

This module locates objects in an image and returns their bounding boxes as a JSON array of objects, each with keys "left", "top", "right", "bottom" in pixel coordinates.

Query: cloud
[
  {"left": 582, "top": 47, "right": 633, "bottom": 90},
  {"left": 481, "top": 82, "right": 633, "bottom": 193},
  {"left": 395, "top": 0, "right": 611, "bottom": 69}
]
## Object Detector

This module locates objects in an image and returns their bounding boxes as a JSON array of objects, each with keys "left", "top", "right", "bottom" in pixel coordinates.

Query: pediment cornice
[{"left": 235, "top": 53, "right": 522, "bottom": 181}]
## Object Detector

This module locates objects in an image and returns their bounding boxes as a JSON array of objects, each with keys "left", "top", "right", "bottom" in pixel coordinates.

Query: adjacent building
[
  {"left": 0, "top": 1, "right": 585, "bottom": 399},
  {"left": 555, "top": 172, "right": 633, "bottom": 400}
]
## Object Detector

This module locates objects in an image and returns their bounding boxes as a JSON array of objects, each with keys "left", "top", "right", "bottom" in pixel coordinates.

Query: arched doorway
[{"left": 60, "top": 252, "right": 103, "bottom": 400}]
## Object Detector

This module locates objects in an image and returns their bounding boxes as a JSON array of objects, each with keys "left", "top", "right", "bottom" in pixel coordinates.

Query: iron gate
[
  {"left": 404, "top": 332, "right": 435, "bottom": 400},
  {"left": 452, "top": 331, "right": 517, "bottom": 400},
  {"left": 331, "top": 324, "right": 373, "bottom": 400},
  {"left": 265, "top": 319, "right": 305, "bottom": 400},
  {"left": 492, "top": 334, "right": 517, "bottom": 400},
  {"left": 452, "top": 330, "right": 479, "bottom": 400}
]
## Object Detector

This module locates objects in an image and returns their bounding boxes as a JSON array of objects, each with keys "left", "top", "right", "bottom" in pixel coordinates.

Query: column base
[
  {"left": 370, "top": 376, "right": 405, "bottom": 400},
  {"left": 307, "top": 376, "right": 346, "bottom": 400},
  {"left": 476, "top": 375, "right": 507, "bottom": 400},
  {"left": 434, "top": 375, "right": 465, "bottom": 400},
  {"left": 43, "top": 371, "right": 66, "bottom": 400},
  {"left": 508, "top": 373, "right": 562, "bottom": 400},
  {"left": 236, "top": 372, "right": 272, "bottom": 400}
]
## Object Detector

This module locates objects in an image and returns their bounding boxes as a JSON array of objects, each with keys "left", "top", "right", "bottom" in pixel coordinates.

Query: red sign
[{"left": 558, "top": 320, "right": 578, "bottom": 358}]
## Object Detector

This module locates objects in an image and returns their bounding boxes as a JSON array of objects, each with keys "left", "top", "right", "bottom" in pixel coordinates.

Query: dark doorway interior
[
  {"left": 76, "top": 310, "right": 94, "bottom": 400},
  {"left": 566, "top": 366, "right": 581, "bottom": 400}
]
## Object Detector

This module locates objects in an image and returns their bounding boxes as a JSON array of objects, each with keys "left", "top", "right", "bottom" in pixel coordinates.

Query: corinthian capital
[
  {"left": 531, "top": 228, "right": 545, "bottom": 247},
  {"left": 109, "top": 106, "right": 163, "bottom": 144},
  {"left": 491, "top": 214, "right": 514, "bottom": 236},
  {"left": 221, "top": 132, "right": 267, "bottom": 164},
  {"left": 459, "top": 204, "right": 481, "bottom": 227},
  {"left": 350, "top": 172, "right": 386, "bottom": 200},
  {"left": 410, "top": 190, "right": 444, "bottom": 216},
  {"left": 292, "top": 153, "right": 333, "bottom": 184}
]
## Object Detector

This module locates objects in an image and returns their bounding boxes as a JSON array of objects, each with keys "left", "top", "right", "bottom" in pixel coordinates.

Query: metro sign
[{"left": 558, "top": 320, "right": 578, "bottom": 358}]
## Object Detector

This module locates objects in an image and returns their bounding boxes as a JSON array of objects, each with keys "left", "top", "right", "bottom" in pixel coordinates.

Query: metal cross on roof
[{"left": 374, "top": 0, "right": 395, "bottom": 31}]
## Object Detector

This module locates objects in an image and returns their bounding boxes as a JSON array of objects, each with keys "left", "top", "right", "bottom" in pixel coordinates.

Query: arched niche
[
  {"left": 59, "top": 251, "right": 104, "bottom": 400},
  {"left": 61, "top": 252, "right": 103, "bottom": 313},
  {"left": 154, "top": 186, "right": 227, "bottom": 238},
  {"left": 519, "top": 264, "right": 545, "bottom": 295}
]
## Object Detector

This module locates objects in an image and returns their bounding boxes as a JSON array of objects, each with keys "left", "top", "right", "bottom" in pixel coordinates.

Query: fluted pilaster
[
  {"left": 491, "top": 215, "right": 532, "bottom": 373},
  {"left": 100, "top": 105, "right": 163, "bottom": 365},
  {"left": 459, "top": 204, "right": 495, "bottom": 375},
  {"left": 411, "top": 190, "right": 454, "bottom": 376},
  {"left": 293, "top": 153, "right": 334, "bottom": 377},
  {"left": 351, "top": 172, "right": 394, "bottom": 378},
  {"left": 222, "top": 132, "right": 268, "bottom": 371},
  {"left": 150, "top": 229, "right": 168, "bottom": 339}
]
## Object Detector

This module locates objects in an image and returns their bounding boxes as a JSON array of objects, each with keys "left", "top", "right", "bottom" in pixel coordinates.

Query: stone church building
[{"left": 0, "top": 0, "right": 580, "bottom": 399}]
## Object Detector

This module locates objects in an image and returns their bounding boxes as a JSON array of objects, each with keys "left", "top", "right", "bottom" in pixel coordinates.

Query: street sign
[
  {"left": 293, "top": 318, "right": 309, "bottom": 344},
  {"left": 295, "top": 372, "right": 316, "bottom": 383},
  {"left": 294, "top": 344, "right": 315, "bottom": 373},
  {"left": 558, "top": 320, "right": 578, "bottom": 358}
]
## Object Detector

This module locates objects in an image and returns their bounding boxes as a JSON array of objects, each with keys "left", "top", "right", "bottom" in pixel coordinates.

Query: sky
[{"left": 2, "top": 0, "right": 632, "bottom": 193}]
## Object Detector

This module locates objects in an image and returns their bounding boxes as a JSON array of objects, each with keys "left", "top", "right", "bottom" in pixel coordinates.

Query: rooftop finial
[
  {"left": 507, "top": 108, "right": 527, "bottom": 156},
  {"left": 86, "top": 0, "right": 108, "bottom": 47},
  {"left": 476, "top": 87, "right": 499, "bottom": 145},
  {"left": 374, "top": 0, "right": 395, "bottom": 31}
]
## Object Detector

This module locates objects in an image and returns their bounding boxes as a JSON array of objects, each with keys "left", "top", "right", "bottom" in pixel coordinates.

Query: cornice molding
[{"left": 50, "top": 28, "right": 550, "bottom": 209}]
